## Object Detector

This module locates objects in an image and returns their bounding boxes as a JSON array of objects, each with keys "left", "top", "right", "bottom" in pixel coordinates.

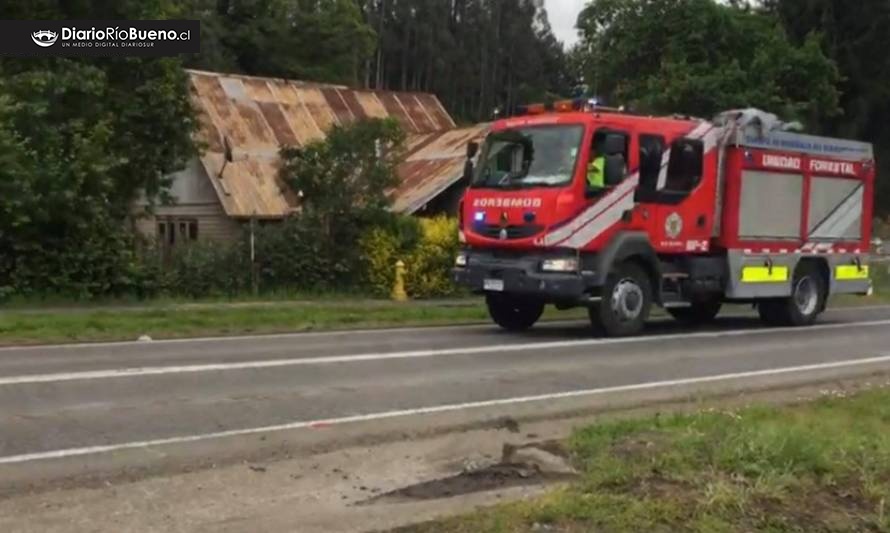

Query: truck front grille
[{"left": 475, "top": 224, "right": 544, "bottom": 240}]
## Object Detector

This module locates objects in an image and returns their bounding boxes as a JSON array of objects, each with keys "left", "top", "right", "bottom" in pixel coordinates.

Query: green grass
[
  {"left": 402, "top": 387, "right": 890, "bottom": 533},
  {"left": 0, "top": 301, "right": 482, "bottom": 345},
  {"left": 0, "top": 263, "right": 886, "bottom": 345},
  {"left": 0, "top": 300, "right": 591, "bottom": 345},
  {"left": 0, "top": 289, "right": 393, "bottom": 310},
  {"left": 871, "top": 261, "right": 890, "bottom": 296}
]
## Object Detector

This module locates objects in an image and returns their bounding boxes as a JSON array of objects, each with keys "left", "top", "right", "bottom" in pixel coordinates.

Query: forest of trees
[
  {"left": 573, "top": 0, "right": 890, "bottom": 215},
  {"left": 1, "top": 0, "right": 888, "bottom": 299},
  {"left": 188, "top": 0, "right": 569, "bottom": 122}
]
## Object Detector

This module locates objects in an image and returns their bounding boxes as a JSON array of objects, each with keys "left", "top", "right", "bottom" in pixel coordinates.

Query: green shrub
[
  {"left": 165, "top": 240, "right": 251, "bottom": 298},
  {"left": 872, "top": 261, "right": 890, "bottom": 293},
  {"left": 359, "top": 227, "right": 400, "bottom": 297},
  {"left": 405, "top": 216, "right": 460, "bottom": 298},
  {"left": 358, "top": 215, "right": 458, "bottom": 299},
  {"left": 359, "top": 214, "right": 421, "bottom": 297},
  {"left": 254, "top": 217, "right": 339, "bottom": 292}
]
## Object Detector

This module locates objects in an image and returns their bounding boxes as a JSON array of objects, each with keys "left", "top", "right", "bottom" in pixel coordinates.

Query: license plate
[{"left": 484, "top": 278, "right": 504, "bottom": 292}]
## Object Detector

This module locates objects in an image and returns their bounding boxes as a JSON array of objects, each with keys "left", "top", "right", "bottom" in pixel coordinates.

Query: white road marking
[
  {"left": 2, "top": 354, "right": 889, "bottom": 465},
  {"left": 0, "top": 304, "right": 886, "bottom": 353},
  {"left": 3, "top": 318, "right": 890, "bottom": 387}
]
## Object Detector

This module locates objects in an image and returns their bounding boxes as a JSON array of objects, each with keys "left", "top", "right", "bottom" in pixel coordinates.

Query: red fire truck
[{"left": 453, "top": 103, "right": 874, "bottom": 336}]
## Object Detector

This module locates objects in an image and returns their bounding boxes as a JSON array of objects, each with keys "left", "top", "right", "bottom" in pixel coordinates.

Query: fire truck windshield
[{"left": 471, "top": 125, "right": 584, "bottom": 189}]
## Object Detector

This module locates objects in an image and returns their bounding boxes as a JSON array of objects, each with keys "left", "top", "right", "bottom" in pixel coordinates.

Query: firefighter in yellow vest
[{"left": 587, "top": 152, "right": 605, "bottom": 189}]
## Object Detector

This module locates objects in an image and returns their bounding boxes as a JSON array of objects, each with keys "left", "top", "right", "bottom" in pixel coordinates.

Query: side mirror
[
  {"left": 466, "top": 141, "right": 479, "bottom": 159},
  {"left": 462, "top": 159, "right": 474, "bottom": 183}
]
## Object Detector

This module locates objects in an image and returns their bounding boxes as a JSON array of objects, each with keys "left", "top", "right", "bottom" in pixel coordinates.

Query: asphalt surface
[{"left": 2, "top": 304, "right": 890, "bottom": 490}]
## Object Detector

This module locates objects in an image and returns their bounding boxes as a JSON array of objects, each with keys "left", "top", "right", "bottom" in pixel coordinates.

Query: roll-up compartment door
[{"left": 738, "top": 170, "right": 803, "bottom": 240}]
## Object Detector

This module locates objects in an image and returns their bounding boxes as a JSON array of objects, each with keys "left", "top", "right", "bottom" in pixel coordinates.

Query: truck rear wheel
[
  {"left": 667, "top": 296, "right": 722, "bottom": 324},
  {"left": 590, "top": 262, "right": 652, "bottom": 337},
  {"left": 486, "top": 294, "right": 544, "bottom": 332},
  {"left": 758, "top": 262, "right": 826, "bottom": 327}
]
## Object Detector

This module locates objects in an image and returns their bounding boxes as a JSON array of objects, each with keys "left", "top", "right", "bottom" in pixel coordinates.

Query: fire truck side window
[
  {"left": 664, "top": 138, "right": 704, "bottom": 193},
  {"left": 638, "top": 134, "right": 666, "bottom": 191},
  {"left": 592, "top": 129, "right": 629, "bottom": 187}
]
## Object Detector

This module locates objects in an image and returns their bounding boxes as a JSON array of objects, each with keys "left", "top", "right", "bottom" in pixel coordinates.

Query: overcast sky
[{"left": 544, "top": 0, "right": 586, "bottom": 47}]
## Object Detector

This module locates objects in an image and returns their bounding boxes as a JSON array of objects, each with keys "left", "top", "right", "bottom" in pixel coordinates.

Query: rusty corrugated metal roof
[
  {"left": 188, "top": 69, "right": 469, "bottom": 218},
  {"left": 392, "top": 124, "right": 490, "bottom": 214}
]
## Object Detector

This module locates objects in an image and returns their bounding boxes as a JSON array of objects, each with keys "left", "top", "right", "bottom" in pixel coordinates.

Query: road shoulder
[{"left": 2, "top": 371, "right": 889, "bottom": 533}]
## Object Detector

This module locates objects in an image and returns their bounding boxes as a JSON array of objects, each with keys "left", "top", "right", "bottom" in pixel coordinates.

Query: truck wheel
[
  {"left": 486, "top": 294, "right": 544, "bottom": 331},
  {"left": 758, "top": 263, "right": 826, "bottom": 327},
  {"left": 590, "top": 262, "right": 652, "bottom": 337},
  {"left": 667, "top": 296, "right": 722, "bottom": 324}
]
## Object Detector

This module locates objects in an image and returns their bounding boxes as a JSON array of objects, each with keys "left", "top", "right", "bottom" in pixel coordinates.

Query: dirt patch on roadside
[{"left": 360, "top": 441, "right": 577, "bottom": 504}]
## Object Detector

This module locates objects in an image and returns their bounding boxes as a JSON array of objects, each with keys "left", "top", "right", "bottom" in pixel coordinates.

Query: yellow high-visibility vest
[{"left": 587, "top": 156, "right": 605, "bottom": 188}]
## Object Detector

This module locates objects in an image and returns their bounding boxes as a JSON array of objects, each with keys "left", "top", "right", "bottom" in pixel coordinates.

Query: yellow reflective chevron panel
[
  {"left": 741, "top": 266, "right": 789, "bottom": 283},
  {"left": 835, "top": 265, "right": 869, "bottom": 280}
]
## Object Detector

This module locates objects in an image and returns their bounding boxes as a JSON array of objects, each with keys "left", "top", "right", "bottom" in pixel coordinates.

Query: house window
[{"left": 158, "top": 218, "right": 198, "bottom": 246}]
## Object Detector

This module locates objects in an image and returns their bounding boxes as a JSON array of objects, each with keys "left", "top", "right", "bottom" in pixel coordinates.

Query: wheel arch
[
  {"left": 594, "top": 231, "right": 662, "bottom": 302},
  {"left": 795, "top": 256, "right": 831, "bottom": 311}
]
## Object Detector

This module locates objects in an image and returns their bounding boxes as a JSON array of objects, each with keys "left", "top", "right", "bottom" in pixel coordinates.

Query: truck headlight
[
  {"left": 455, "top": 252, "right": 468, "bottom": 267},
  {"left": 541, "top": 257, "right": 579, "bottom": 273}
]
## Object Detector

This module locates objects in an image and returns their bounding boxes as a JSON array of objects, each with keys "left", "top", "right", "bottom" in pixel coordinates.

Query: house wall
[{"left": 133, "top": 158, "right": 242, "bottom": 245}]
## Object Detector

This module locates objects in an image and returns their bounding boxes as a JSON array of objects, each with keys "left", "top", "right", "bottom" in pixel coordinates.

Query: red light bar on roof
[{"left": 515, "top": 98, "right": 606, "bottom": 117}]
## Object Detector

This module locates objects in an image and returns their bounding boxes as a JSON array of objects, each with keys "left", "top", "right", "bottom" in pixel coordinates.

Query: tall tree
[
  {"left": 360, "top": 0, "right": 570, "bottom": 122},
  {"left": 762, "top": 0, "right": 890, "bottom": 214},
  {"left": 575, "top": 0, "right": 840, "bottom": 123},
  {"left": 185, "top": 0, "right": 376, "bottom": 86},
  {"left": 0, "top": 0, "right": 196, "bottom": 297}
]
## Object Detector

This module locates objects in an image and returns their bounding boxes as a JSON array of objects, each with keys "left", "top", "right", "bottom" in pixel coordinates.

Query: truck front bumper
[{"left": 452, "top": 250, "right": 597, "bottom": 303}]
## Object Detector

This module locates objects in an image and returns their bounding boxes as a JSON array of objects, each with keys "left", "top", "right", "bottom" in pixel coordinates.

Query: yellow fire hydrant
[{"left": 391, "top": 260, "right": 408, "bottom": 302}]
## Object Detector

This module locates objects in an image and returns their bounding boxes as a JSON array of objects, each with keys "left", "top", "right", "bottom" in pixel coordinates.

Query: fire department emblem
[{"left": 665, "top": 212, "right": 683, "bottom": 239}]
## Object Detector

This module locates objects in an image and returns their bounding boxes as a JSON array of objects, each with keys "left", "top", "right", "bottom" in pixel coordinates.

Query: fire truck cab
[{"left": 453, "top": 102, "right": 875, "bottom": 337}]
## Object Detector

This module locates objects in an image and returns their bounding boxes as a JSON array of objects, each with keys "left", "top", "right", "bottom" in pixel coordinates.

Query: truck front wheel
[
  {"left": 758, "top": 262, "right": 826, "bottom": 327},
  {"left": 590, "top": 262, "right": 653, "bottom": 337},
  {"left": 486, "top": 294, "right": 545, "bottom": 331}
]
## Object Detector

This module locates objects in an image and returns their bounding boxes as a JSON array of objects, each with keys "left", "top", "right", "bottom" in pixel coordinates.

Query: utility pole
[{"left": 250, "top": 212, "right": 258, "bottom": 296}]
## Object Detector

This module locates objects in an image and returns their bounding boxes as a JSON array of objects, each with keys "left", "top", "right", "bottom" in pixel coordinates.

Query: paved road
[{"left": 2, "top": 305, "right": 890, "bottom": 490}]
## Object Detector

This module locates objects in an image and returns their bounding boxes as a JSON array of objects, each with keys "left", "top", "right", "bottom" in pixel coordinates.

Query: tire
[
  {"left": 589, "top": 262, "right": 653, "bottom": 337},
  {"left": 486, "top": 294, "right": 544, "bottom": 331},
  {"left": 758, "top": 262, "right": 827, "bottom": 327},
  {"left": 667, "top": 296, "right": 722, "bottom": 324}
]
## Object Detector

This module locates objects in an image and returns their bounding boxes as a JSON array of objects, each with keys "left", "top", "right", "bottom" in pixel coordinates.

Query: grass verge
[
  {"left": 401, "top": 386, "right": 890, "bottom": 533},
  {"left": 0, "top": 300, "right": 589, "bottom": 345},
  {"left": 0, "top": 265, "right": 886, "bottom": 345},
  {"left": 0, "top": 300, "right": 479, "bottom": 345}
]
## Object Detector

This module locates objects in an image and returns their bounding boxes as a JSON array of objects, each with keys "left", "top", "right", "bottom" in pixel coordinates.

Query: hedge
[{"left": 360, "top": 215, "right": 460, "bottom": 299}]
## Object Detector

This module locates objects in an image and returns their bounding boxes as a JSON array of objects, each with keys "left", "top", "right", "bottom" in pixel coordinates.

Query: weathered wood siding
[
  {"left": 132, "top": 158, "right": 243, "bottom": 244},
  {"left": 134, "top": 203, "right": 242, "bottom": 243}
]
